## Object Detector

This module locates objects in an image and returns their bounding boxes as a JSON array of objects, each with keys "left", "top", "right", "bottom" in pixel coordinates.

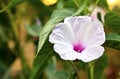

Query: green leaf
[
  {"left": 30, "top": 8, "right": 74, "bottom": 79},
  {"left": 104, "top": 12, "right": 120, "bottom": 35},
  {"left": 45, "top": 57, "right": 69, "bottom": 79},
  {"left": 0, "top": 26, "right": 8, "bottom": 42},
  {"left": 45, "top": 58, "right": 56, "bottom": 79},
  {"left": 69, "top": 73, "right": 76, "bottom": 79},
  {"left": 98, "top": 0, "right": 108, "bottom": 10},
  {"left": 51, "top": 71, "right": 69, "bottom": 79},
  {"left": 103, "top": 33, "right": 120, "bottom": 50},
  {"left": 0, "top": 0, "right": 24, "bottom": 13},
  {"left": 0, "top": 62, "right": 6, "bottom": 79},
  {"left": 30, "top": 40, "right": 53, "bottom": 79},
  {"left": 37, "top": 8, "right": 74, "bottom": 53},
  {"left": 56, "top": 0, "right": 64, "bottom": 9},
  {"left": 26, "top": 25, "right": 43, "bottom": 37},
  {"left": 64, "top": 0, "right": 76, "bottom": 8},
  {"left": 72, "top": 1, "right": 86, "bottom": 16}
]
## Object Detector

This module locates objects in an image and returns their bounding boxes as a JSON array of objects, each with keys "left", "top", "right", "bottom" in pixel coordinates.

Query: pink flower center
[{"left": 73, "top": 43, "right": 85, "bottom": 53}]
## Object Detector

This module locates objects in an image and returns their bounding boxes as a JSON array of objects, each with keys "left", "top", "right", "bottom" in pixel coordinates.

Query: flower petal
[
  {"left": 64, "top": 16, "right": 91, "bottom": 29},
  {"left": 49, "top": 23, "right": 73, "bottom": 44},
  {"left": 74, "top": 18, "right": 105, "bottom": 47},
  {"left": 86, "top": 20, "right": 105, "bottom": 47},
  {"left": 64, "top": 16, "right": 92, "bottom": 43},
  {"left": 53, "top": 43, "right": 79, "bottom": 60},
  {"left": 77, "top": 46, "right": 104, "bottom": 62}
]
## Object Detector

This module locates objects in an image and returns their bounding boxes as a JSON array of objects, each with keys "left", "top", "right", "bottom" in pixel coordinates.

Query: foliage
[{"left": 0, "top": 0, "right": 120, "bottom": 79}]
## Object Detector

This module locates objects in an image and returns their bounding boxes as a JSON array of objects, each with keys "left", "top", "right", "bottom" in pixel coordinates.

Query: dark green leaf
[
  {"left": 0, "top": 0, "right": 24, "bottom": 13},
  {"left": 98, "top": 0, "right": 108, "bottom": 10},
  {"left": 94, "top": 53, "right": 108, "bottom": 79},
  {"left": 51, "top": 71, "right": 69, "bottom": 79},
  {"left": 30, "top": 8, "right": 74, "bottom": 79},
  {"left": 104, "top": 12, "right": 120, "bottom": 35},
  {"left": 46, "top": 57, "right": 69, "bottom": 79},
  {"left": 30, "top": 40, "right": 53, "bottom": 79},
  {"left": 103, "top": 33, "right": 120, "bottom": 50},
  {"left": 0, "top": 43, "right": 16, "bottom": 67},
  {"left": 0, "top": 62, "right": 6, "bottom": 79},
  {"left": 69, "top": 73, "right": 76, "bottom": 79},
  {"left": 0, "top": 26, "right": 8, "bottom": 42}
]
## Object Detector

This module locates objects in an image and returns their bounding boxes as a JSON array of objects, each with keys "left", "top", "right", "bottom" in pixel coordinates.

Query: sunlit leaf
[
  {"left": 37, "top": 8, "right": 74, "bottom": 53},
  {"left": 104, "top": 12, "right": 120, "bottom": 35},
  {"left": 0, "top": 0, "right": 24, "bottom": 13},
  {"left": 103, "top": 33, "right": 120, "bottom": 50}
]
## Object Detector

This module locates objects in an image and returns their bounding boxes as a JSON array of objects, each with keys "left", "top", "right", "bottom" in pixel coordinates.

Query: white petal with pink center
[{"left": 49, "top": 16, "right": 105, "bottom": 62}]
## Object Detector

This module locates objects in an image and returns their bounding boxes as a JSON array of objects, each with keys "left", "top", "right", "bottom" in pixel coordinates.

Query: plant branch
[
  {"left": 69, "top": 61, "right": 80, "bottom": 79},
  {"left": 89, "top": 0, "right": 99, "bottom": 15},
  {"left": 88, "top": 62, "right": 94, "bottom": 79},
  {"left": 73, "top": 0, "right": 80, "bottom": 8}
]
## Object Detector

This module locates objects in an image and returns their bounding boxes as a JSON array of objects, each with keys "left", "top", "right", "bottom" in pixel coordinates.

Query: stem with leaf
[
  {"left": 73, "top": 0, "right": 81, "bottom": 8},
  {"left": 69, "top": 61, "right": 80, "bottom": 79},
  {"left": 0, "top": 1, "right": 30, "bottom": 78}
]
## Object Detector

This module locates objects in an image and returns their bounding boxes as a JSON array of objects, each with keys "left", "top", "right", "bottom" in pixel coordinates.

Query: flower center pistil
[{"left": 73, "top": 43, "right": 85, "bottom": 53}]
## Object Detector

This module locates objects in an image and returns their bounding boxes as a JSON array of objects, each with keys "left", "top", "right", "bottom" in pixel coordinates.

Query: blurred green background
[{"left": 0, "top": 0, "right": 120, "bottom": 79}]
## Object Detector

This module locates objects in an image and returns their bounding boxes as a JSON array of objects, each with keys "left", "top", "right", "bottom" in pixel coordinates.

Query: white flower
[{"left": 49, "top": 16, "right": 105, "bottom": 62}]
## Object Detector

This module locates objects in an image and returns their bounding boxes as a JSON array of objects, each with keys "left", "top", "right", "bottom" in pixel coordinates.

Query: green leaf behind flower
[
  {"left": 30, "top": 40, "right": 53, "bottom": 79},
  {"left": 30, "top": 8, "right": 74, "bottom": 79},
  {"left": 103, "top": 33, "right": 120, "bottom": 50},
  {"left": 94, "top": 53, "right": 108, "bottom": 79},
  {"left": 46, "top": 58, "right": 69, "bottom": 79},
  {"left": 104, "top": 12, "right": 120, "bottom": 35},
  {"left": 37, "top": 8, "right": 75, "bottom": 54}
]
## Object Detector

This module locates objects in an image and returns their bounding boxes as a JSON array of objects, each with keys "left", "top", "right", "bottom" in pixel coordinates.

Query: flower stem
[
  {"left": 18, "top": 43, "right": 30, "bottom": 78},
  {"left": 0, "top": 1, "right": 18, "bottom": 40},
  {"left": 69, "top": 61, "right": 80, "bottom": 79},
  {"left": 0, "top": 1, "right": 30, "bottom": 78},
  {"left": 90, "top": 0, "right": 99, "bottom": 15},
  {"left": 73, "top": 0, "right": 80, "bottom": 8},
  {"left": 88, "top": 62, "right": 94, "bottom": 79}
]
